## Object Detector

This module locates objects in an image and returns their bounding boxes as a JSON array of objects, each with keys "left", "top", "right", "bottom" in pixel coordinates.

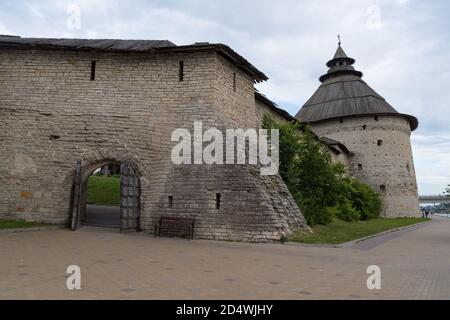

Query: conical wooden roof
[{"left": 296, "top": 45, "right": 418, "bottom": 131}]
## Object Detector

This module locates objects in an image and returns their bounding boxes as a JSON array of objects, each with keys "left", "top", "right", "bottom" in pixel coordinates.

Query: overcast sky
[{"left": 1, "top": 0, "right": 449, "bottom": 195}]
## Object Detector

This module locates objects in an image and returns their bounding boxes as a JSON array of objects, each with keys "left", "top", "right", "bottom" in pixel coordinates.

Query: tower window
[
  {"left": 358, "top": 163, "right": 363, "bottom": 170},
  {"left": 90, "top": 60, "right": 96, "bottom": 81},
  {"left": 179, "top": 61, "right": 184, "bottom": 82},
  {"left": 168, "top": 196, "right": 173, "bottom": 208},
  {"left": 215, "top": 193, "right": 221, "bottom": 209},
  {"left": 233, "top": 72, "right": 237, "bottom": 92},
  {"left": 339, "top": 118, "right": 344, "bottom": 124},
  {"left": 377, "top": 139, "right": 383, "bottom": 146},
  {"left": 362, "top": 125, "right": 367, "bottom": 130},
  {"left": 374, "top": 116, "right": 379, "bottom": 121},
  {"left": 380, "top": 185, "right": 386, "bottom": 192},
  {"left": 406, "top": 162, "right": 410, "bottom": 173}
]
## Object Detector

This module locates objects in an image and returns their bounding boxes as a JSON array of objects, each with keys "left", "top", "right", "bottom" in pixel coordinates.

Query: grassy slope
[
  {"left": 0, "top": 220, "right": 49, "bottom": 229},
  {"left": 87, "top": 175, "right": 120, "bottom": 207},
  {"left": 289, "top": 217, "right": 429, "bottom": 244}
]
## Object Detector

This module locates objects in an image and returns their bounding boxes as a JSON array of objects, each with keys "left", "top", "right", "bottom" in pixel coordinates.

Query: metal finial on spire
[{"left": 337, "top": 34, "right": 341, "bottom": 46}]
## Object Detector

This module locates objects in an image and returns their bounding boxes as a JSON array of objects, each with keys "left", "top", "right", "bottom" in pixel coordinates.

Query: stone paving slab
[{"left": 0, "top": 217, "right": 449, "bottom": 299}]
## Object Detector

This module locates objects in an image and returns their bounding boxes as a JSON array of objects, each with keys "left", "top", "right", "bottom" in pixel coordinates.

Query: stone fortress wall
[
  {"left": 309, "top": 115, "right": 420, "bottom": 217},
  {"left": 0, "top": 38, "right": 421, "bottom": 242},
  {"left": 0, "top": 47, "right": 307, "bottom": 241}
]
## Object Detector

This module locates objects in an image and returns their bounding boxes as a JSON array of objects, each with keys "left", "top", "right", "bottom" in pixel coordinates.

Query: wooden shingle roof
[{"left": 296, "top": 45, "right": 418, "bottom": 131}]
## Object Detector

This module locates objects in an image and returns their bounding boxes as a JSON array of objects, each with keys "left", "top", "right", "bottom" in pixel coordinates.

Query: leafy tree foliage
[
  {"left": 262, "top": 114, "right": 381, "bottom": 225},
  {"left": 340, "top": 177, "right": 382, "bottom": 220}
]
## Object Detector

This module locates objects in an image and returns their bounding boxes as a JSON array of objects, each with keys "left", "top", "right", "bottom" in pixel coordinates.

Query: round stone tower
[{"left": 296, "top": 43, "right": 420, "bottom": 218}]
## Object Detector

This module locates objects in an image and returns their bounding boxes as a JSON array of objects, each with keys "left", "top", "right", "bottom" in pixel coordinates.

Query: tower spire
[{"left": 320, "top": 41, "right": 362, "bottom": 82}]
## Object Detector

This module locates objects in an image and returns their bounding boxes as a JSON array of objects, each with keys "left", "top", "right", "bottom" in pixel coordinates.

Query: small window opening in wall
[
  {"left": 215, "top": 193, "right": 221, "bottom": 209},
  {"left": 406, "top": 162, "right": 410, "bottom": 173},
  {"left": 377, "top": 139, "right": 383, "bottom": 146},
  {"left": 380, "top": 185, "right": 386, "bottom": 192},
  {"left": 374, "top": 116, "right": 379, "bottom": 121},
  {"left": 179, "top": 60, "right": 184, "bottom": 82},
  {"left": 358, "top": 163, "right": 363, "bottom": 170},
  {"left": 233, "top": 72, "right": 237, "bottom": 92},
  {"left": 49, "top": 134, "right": 60, "bottom": 140},
  {"left": 168, "top": 195, "right": 173, "bottom": 208},
  {"left": 362, "top": 125, "right": 367, "bottom": 130},
  {"left": 90, "top": 60, "right": 96, "bottom": 81},
  {"left": 339, "top": 118, "right": 344, "bottom": 123}
]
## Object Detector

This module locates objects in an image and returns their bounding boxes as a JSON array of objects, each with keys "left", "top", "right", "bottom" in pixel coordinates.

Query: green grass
[
  {"left": 87, "top": 175, "right": 120, "bottom": 207},
  {"left": 288, "top": 217, "right": 430, "bottom": 244},
  {"left": 0, "top": 220, "right": 49, "bottom": 229}
]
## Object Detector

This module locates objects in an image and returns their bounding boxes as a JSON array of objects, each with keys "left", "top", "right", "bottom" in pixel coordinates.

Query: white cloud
[
  {"left": 0, "top": 21, "right": 11, "bottom": 34},
  {"left": 412, "top": 133, "right": 450, "bottom": 194}
]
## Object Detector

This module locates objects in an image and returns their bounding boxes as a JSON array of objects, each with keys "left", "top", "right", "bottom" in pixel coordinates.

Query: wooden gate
[
  {"left": 120, "top": 161, "right": 140, "bottom": 232},
  {"left": 70, "top": 160, "right": 82, "bottom": 231}
]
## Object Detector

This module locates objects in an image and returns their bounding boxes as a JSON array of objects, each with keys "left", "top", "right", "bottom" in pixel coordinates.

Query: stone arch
[
  {"left": 69, "top": 147, "right": 143, "bottom": 231},
  {"left": 78, "top": 147, "right": 143, "bottom": 180}
]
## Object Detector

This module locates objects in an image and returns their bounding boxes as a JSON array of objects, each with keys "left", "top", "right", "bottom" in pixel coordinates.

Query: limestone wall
[
  {"left": 309, "top": 115, "right": 420, "bottom": 217},
  {"left": 0, "top": 48, "right": 307, "bottom": 241}
]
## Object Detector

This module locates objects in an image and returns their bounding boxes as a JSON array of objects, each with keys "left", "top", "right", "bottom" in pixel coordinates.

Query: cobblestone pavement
[{"left": 1, "top": 217, "right": 449, "bottom": 299}]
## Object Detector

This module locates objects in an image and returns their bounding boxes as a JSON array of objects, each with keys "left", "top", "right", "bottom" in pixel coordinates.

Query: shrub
[
  {"left": 335, "top": 199, "right": 360, "bottom": 222},
  {"left": 343, "top": 178, "right": 381, "bottom": 220},
  {"left": 300, "top": 202, "right": 335, "bottom": 226}
]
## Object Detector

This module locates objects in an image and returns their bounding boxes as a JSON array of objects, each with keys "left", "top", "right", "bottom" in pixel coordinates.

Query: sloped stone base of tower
[
  {"left": 152, "top": 164, "right": 309, "bottom": 242},
  {"left": 381, "top": 194, "right": 421, "bottom": 218}
]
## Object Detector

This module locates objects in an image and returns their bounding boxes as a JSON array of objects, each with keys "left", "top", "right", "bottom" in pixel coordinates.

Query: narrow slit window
[
  {"left": 90, "top": 60, "right": 96, "bottom": 81},
  {"left": 168, "top": 196, "right": 173, "bottom": 208},
  {"left": 358, "top": 163, "right": 363, "bottom": 170},
  {"left": 339, "top": 118, "right": 344, "bottom": 124},
  {"left": 374, "top": 116, "right": 379, "bottom": 121},
  {"left": 179, "top": 60, "right": 184, "bottom": 82},
  {"left": 215, "top": 193, "right": 221, "bottom": 209},
  {"left": 233, "top": 72, "right": 237, "bottom": 92},
  {"left": 49, "top": 134, "right": 60, "bottom": 140},
  {"left": 380, "top": 185, "right": 386, "bottom": 192},
  {"left": 377, "top": 139, "right": 383, "bottom": 146},
  {"left": 362, "top": 125, "right": 367, "bottom": 130}
]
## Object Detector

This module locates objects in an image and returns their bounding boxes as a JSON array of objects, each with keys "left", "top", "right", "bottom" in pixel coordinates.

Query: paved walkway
[
  {"left": 84, "top": 205, "right": 120, "bottom": 228},
  {"left": 1, "top": 217, "right": 449, "bottom": 299}
]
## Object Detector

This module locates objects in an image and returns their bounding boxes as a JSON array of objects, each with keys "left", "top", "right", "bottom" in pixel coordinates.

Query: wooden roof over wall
[{"left": 0, "top": 35, "right": 268, "bottom": 82}]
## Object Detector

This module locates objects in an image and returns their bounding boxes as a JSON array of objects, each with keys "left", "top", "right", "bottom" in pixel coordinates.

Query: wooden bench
[{"left": 154, "top": 217, "right": 195, "bottom": 239}]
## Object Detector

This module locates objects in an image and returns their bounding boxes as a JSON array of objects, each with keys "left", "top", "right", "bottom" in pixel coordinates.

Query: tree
[
  {"left": 263, "top": 114, "right": 345, "bottom": 225},
  {"left": 445, "top": 185, "right": 450, "bottom": 197},
  {"left": 262, "top": 114, "right": 381, "bottom": 225}
]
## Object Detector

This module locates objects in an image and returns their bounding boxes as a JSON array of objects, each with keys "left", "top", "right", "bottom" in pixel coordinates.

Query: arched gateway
[{"left": 71, "top": 160, "right": 141, "bottom": 232}]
